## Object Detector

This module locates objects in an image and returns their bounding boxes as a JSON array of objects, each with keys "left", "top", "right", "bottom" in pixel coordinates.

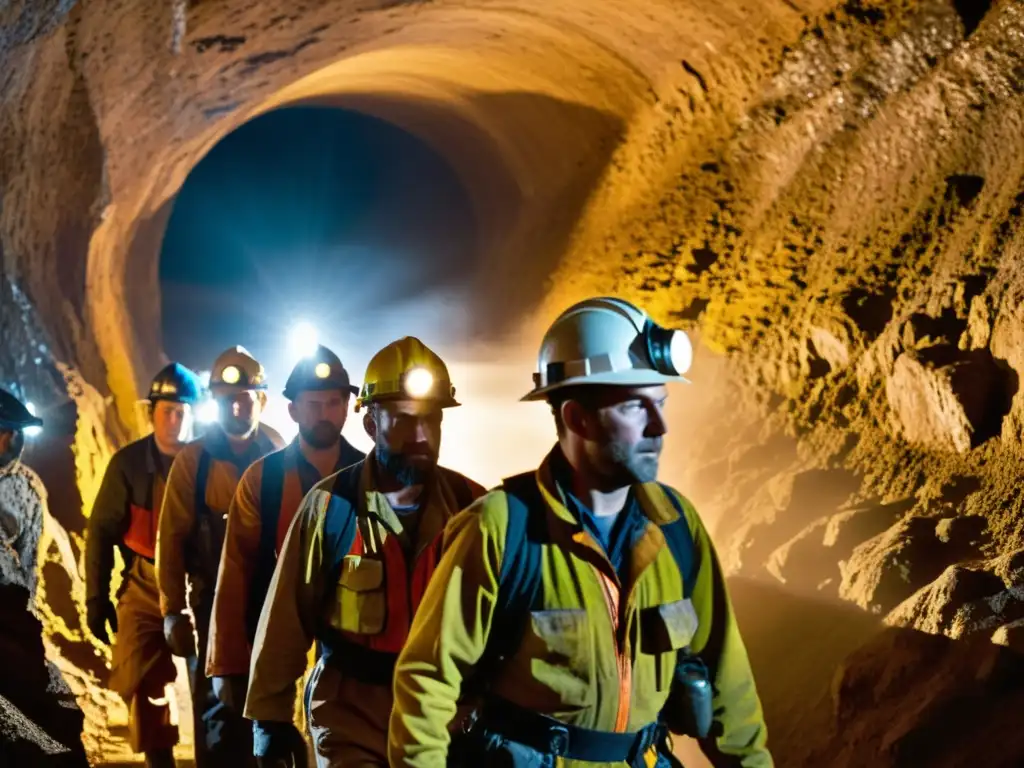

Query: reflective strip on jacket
[
  {"left": 389, "top": 449, "right": 772, "bottom": 768},
  {"left": 206, "top": 437, "right": 364, "bottom": 677},
  {"left": 243, "top": 454, "right": 485, "bottom": 725},
  {"left": 155, "top": 425, "right": 283, "bottom": 617}
]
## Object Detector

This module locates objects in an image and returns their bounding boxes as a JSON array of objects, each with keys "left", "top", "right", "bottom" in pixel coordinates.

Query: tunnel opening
[{"left": 158, "top": 104, "right": 480, "bottom": 445}]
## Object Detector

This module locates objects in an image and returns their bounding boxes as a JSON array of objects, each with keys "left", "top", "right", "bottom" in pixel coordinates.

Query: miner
[
  {"left": 205, "top": 345, "right": 363, "bottom": 715},
  {"left": 244, "top": 337, "right": 485, "bottom": 768},
  {"left": 0, "top": 388, "right": 46, "bottom": 601},
  {"left": 389, "top": 297, "right": 774, "bottom": 767},
  {"left": 85, "top": 363, "right": 204, "bottom": 768},
  {"left": 155, "top": 346, "right": 284, "bottom": 767}
]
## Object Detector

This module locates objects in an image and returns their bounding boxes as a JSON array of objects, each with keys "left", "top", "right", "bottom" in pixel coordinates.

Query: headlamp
[
  {"left": 404, "top": 367, "right": 435, "bottom": 398},
  {"left": 220, "top": 365, "right": 241, "bottom": 385},
  {"left": 314, "top": 362, "right": 332, "bottom": 379},
  {"left": 645, "top": 320, "right": 693, "bottom": 376}
]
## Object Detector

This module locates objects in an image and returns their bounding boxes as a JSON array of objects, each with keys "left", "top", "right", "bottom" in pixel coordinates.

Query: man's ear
[
  {"left": 561, "top": 399, "right": 590, "bottom": 437},
  {"left": 287, "top": 401, "right": 299, "bottom": 425},
  {"left": 363, "top": 409, "right": 377, "bottom": 440},
  {"left": 256, "top": 391, "right": 268, "bottom": 409}
]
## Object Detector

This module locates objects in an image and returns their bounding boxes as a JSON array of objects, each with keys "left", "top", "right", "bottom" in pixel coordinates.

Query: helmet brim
[
  {"left": 210, "top": 382, "right": 269, "bottom": 396},
  {"left": 0, "top": 416, "right": 42, "bottom": 430},
  {"left": 355, "top": 394, "right": 461, "bottom": 412},
  {"left": 521, "top": 369, "right": 690, "bottom": 402},
  {"left": 283, "top": 383, "right": 360, "bottom": 400}
]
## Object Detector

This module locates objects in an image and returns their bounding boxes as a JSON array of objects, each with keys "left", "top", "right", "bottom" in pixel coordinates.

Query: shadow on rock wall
[{"left": 728, "top": 577, "right": 1024, "bottom": 768}]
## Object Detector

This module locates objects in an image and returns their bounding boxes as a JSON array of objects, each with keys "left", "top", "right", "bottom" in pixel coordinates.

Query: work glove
[
  {"left": 85, "top": 596, "right": 118, "bottom": 644},
  {"left": 254, "top": 720, "right": 307, "bottom": 768},
  {"left": 162, "top": 613, "right": 195, "bottom": 657},
  {"left": 212, "top": 674, "right": 248, "bottom": 712}
]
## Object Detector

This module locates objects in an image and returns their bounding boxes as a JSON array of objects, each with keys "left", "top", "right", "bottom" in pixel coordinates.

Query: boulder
[
  {"left": 991, "top": 618, "right": 1024, "bottom": 653},
  {"left": 885, "top": 349, "right": 1013, "bottom": 453},
  {"left": 885, "top": 562, "right": 1016, "bottom": 638},
  {"left": 838, "top": 515, "right": 986, "bottom": 614},
  {"left": 823, "top": 498, "right": 915, "bottom": 552}
]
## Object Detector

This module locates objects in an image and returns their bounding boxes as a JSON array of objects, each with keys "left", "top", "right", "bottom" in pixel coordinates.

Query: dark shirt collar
[
  {"left": 289, "top": 436, "right": 365, "bottom": 495},
  {"left": 548, "top": 446, "right": 646, "bottom": 581}
]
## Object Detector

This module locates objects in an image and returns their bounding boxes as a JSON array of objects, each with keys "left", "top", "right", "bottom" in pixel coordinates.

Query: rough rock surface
[
  {"left": 810, "top": 626, "right": 1024, "bottom": 767},
  {"left": 3, "top": 0, "right": 1024, "bottom": 763},
  {"left": 0, "top": 584, "right": 89, "bottom": 766}
]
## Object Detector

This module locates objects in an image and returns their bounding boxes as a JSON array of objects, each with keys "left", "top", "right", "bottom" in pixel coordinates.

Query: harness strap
[
  {"left": 479, "top": 697, "right": 663, "bottom": 766},
  {"left": 246, "top": 448, "right": 288, "bottom": 642},
  {"left": 195, "top": 449, "right": 211, "bottom": 519}
]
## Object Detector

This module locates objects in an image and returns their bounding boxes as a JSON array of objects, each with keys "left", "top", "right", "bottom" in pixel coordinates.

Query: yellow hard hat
[
  {"left": 209, "top": 345, "right": 268, "bottom": 395},
  {"left": 355, "top": 337, "right": 459, "bottom": 411}
]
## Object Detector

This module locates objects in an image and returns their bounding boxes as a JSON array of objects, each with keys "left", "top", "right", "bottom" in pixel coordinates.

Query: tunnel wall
[{"left": 4, "top": 0, "right": 1024, "bottom": 764}]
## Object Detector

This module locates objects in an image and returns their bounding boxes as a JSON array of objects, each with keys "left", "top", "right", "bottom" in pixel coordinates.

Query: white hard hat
[{"left": 522, "top": 297, "right": 692, "bottom": 401}]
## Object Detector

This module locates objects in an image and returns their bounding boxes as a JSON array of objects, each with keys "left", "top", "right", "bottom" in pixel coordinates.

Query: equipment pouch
[{"left": 674, "top": 654, "right": 714, "bottom": 740}]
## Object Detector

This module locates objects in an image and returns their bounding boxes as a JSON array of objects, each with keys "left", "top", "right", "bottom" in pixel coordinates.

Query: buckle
[
  {"left": 547, "top": 724, "right": 570, "bottom": 756},
  {"left": 627, "top": 722, "right": 661, "bottom": 764}
]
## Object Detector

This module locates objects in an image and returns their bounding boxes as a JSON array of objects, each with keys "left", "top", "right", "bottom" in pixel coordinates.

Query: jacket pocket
[
  {"left": 337, "top": 556, "right": 386, "bottom": 635},
  {"left": 640, "top": 599, "right": 700, "bottom": 691},
  {"left": 525, "top": 609, "right": 594, "bottom": 708}
]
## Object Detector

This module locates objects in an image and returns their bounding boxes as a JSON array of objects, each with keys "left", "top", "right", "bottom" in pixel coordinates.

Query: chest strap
[
  {"left": 324, "top": 635, "right": 397, "bottom": 686},
  {"left": 478, "top": 697, "right": 663, "bottom": 766}
]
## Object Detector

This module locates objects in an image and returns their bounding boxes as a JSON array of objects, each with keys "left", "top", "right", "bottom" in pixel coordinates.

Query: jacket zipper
[{"left": 597, "top": 571, "right": 631, "bottom": 732}]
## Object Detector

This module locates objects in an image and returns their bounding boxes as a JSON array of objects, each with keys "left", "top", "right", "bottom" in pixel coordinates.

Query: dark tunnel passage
[{"left": 160, "top": 105, "right": 480, "bottom": 388}]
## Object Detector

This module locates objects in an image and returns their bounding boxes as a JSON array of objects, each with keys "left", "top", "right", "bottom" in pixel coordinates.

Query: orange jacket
[
  {"left": 155, "top": 425, "right": 283, "bottom": 618},
  {"left": 205, "top": 437, "right": 363, "bottom": 677}
]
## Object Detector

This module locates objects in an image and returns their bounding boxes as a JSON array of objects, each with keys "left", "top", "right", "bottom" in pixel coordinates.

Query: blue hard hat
[
  {"left": 148, "top": 363, "right": 204, "bottom": 406},
  {"left": 0, "top": 388, "right": 43, "bottom": 431}
]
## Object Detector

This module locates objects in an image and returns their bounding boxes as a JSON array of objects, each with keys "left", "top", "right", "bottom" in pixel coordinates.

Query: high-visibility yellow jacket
[{"left": 389, "top": 448, "right": 772, "bottom": 767}]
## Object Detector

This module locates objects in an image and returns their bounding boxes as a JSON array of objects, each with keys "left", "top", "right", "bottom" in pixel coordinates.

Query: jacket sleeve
[
  {"left": 155, "top": 448, "right": 199, "bottom": 616},
  {"left": 676, "top": 498, "right": 772, "bottom": 767},
  {"left": 388, "top": 492, "right": 507, "bottom": 767},
  {"left": 85, "top": 453, "right": 128, "bottom": 604},
  {"left": 206, "top": 460, "right": 264, "bottom": 677},
  {"left": 243, "top": 488, "right": 331, "bottom": 723}
]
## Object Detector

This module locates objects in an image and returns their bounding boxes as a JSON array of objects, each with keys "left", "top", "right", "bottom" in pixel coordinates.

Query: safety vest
[
  {"left": 317, "top": 461, "right": 478, "bottom": 684},
  {"left": 244, "top": 439, "right": 364, "bottom": 642}
]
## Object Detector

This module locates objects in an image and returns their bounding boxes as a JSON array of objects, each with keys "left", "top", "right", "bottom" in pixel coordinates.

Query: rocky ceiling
[{"left": 3, "top": 0, "right": 1024, "bottom": 765}]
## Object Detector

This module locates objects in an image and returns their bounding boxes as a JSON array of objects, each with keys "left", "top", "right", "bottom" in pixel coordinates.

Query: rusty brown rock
[{"left": 815, "top": 626, "right": 1024, "bottom": 767}]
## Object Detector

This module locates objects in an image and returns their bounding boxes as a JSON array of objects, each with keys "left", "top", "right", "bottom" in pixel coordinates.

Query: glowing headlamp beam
[
  {"left": 196, "top": 399, "right": 220, "bottom": 424},
  {"left": 289, "top": 321, "right": 319, "bottom": 360},
  {"left": 404, "top": 367, "right": 435, "bottom": 398},
  {"left": 24, "top": 402, "right": 42, "bottom": 437}
]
